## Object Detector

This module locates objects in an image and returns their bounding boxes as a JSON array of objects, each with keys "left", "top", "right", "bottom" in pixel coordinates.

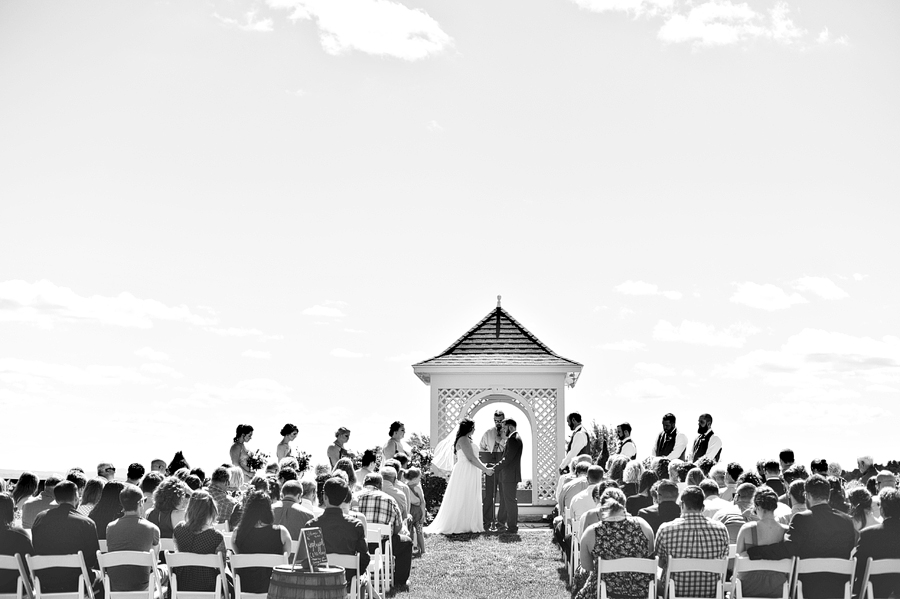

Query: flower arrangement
[
  {"left": 294, "top": 450, "right": 311, "bottom": 473},
  {"left": 245, "top": 449, "right": 270, "bottom": 471}
]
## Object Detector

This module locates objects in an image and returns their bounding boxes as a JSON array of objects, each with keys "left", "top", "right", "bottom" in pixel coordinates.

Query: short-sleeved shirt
[
  {"left": 106, "top": 515, "right": 161, "bottom": 591},
  {"left": 656, "top": 512, "right": 730, "bottom": 598}
]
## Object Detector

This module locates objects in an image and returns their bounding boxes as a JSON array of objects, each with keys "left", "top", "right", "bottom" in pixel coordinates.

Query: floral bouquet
[
  {"left": 295, "top": 450, "right": 312, "bottom": 473},
  {"left": 246, "top": 449, "right": 270, "bottom": 471}
]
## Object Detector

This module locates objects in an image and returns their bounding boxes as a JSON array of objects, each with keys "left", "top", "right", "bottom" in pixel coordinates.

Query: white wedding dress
[{"left": 424, "top": 438, "right": 484, "bottom": 535}]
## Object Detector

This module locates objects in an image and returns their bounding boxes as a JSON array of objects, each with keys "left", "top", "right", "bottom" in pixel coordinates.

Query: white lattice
[{"left": 437, "top": 388, "right": 488, "bottom": 439}]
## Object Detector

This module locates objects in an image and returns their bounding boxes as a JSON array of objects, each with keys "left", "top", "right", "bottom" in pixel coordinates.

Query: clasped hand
[{"left": 485, "top": 466, "right": 495, "bottom": 476}]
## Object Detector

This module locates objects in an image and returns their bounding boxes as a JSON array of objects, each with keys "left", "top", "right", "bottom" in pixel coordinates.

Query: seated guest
[
  {"left": 606, "top": 455, "right": 629, "bottom": 488},
  {"left": 185, "top": 476, "right": 202, "bottom": 491},
  {"left": 810, "top": 459, "right": 829, "bottom": 476},
  {"left": 576, "top": 487, "right": 654, "bottom": 599},
  {"left": 856, "top": 456, "right": 878, "bottom": 486},
  {"left": 89, "top": 481, "right": 125, "bottom": 539},
  {"left": 638, "top": 480, "right": 681, "bottom": 535},
  {"left": 126, "top": 464, "right": 145, "bottom": 486},
  {"left": 559, "top": 461, "right": 591, "bottom": 516},
  {"left": 653, "top": 458, "right": 670, "bottom": 484},
  {"left": 150, "top": 460, "right": 167, "bottom": 475},
  {"left": 828, "top": 462, "right": 844, "bottom": 479},
  {"left": 0, "top": 494, "right": 34, "bottom": 594},
  {"left": 332, "top": 458, "right": 360, "bottom": 493},
  {"left": 555, "top": 455, "right": 594, "bottom": 508},
  {"left": 356, "top": 473, "right": 412, "bottom": 587},
  {"left": 701, "top": 479, "right": 731, "bottom": 518},
  {"left": 736, "top": 470, "right": 763, "bottom": 488},
  {"left": 300, "top": 480, "right": 323, "bottom": 517},
  {"left": 877, "top": 470, "right": 897, "bottom": 492},
  {"left": 657, "top": 486, "right": 729, "bottom": 598},
  {"left": 308, "top": 477, "right": 370, "bottom": 588},
  {"left": 848, "top": 487, "right": 880, "bottom": 531},
  {"left": 685, "top": 467, "right": 705, "bottom": 488},
  {"left": 31, "top": 481, "right": 100, "bottom": 592},
  {"left": 779, "top": 449, "right": 795, "bottom": 473},
  {"left": 78, "top": 478, "right": 105, "bottom": 516},
  {"left": 276, "top": 468, "right": 297, "bottom": 487},
  {"left": 696, "top": 457, "right": 715, "bottom": 477},
  {"left": 571, "top": 466, "right": 607, "bottom": 524},
  {"left": 748, "top": 475, "right": 857, "bottom": 598},
  {"left": 21, "top": 475, "right": 61, "bottom": 529},
  {"left": 723, "top": 462, "right": 744, "bottom": 501},
  {"left": 734, "top": 487, "right": 788, "bottom": 598},
  {"left": 780, "top": 479, "right": 807, "bottom": 525},
  {"left": 140, "top": 472, "right": 163, "bottom": 513},
  {"left": 354, "top": 450, "right": 379, "bottom": 487},
  {"left": 146, "top": 477, "right": 189, "bottom": 538},
  {"left": 853, "top": 488, "right": 900, "bottom": 598},
  {"left": 98, "top": 463, "right": 116, "bottom": 481},
  {"left": 714, "top": 482, "right": 756, "bottom": 543},
  {"left": 207, "top": 467, "right": 238, "bottom": 524},
  {"left": 232, "top": 491, "right": 291, "bottom": 593},
  {"left": 709, "top": 465, "right": 727, "bottom": 494},
  {"left": 10, "top": 472, "right": 38, "bottom": 524},
  {"left": 106, "top": 484, "right": 160, "bottom": 591},
  {"left": 379, "top": 467, "right": 409, "bottom": 520},
  {"left": 780, "top": 465, "right": 808, "bottom": 505},
  {"left": 828, "top": 475, "right": 850, "bottom": 513},
  {"left": 581, "top": 481, "right": 621, "bottom": 531},
  {"left": 622, "top": 460, "right": 643, "bottom": 497},
  {"left": 763, "top": 460, "right": 786, "bottom": 496},
  {"left": 626, "top": 471, "right": 657, "bottom": 517},
  {"left": 190, "top": 468, "right": 206, "bottom": 483},
  {"left": 272, "top": 480, "right": 315, "bottom": 539},
  {"left": 172, "top": 491, "right": 226, "bottom": 591},
  {"left": 65, "top": 470, "right": 87, "bottom": 503}
]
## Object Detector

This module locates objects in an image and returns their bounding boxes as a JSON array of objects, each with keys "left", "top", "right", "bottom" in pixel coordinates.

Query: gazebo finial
[{"left": 497, "top": 295, "right": 502, "bottom": 308}]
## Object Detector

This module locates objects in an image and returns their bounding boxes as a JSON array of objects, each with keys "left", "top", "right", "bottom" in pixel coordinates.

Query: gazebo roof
[{"left": 413, "top": 298, "right": 582, "bottom": 385}]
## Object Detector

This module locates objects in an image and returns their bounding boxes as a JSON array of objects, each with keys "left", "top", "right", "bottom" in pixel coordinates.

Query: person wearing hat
[{"left": 327, "top": 427, "right": 351, "bottom": 468}]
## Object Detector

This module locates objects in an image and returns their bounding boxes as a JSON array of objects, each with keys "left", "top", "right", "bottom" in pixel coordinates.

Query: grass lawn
[{"left": 396, "top": 529, "right": 571, "bottom": 598}]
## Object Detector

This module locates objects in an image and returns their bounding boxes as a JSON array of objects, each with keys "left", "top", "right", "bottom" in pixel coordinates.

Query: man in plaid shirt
[
  {"left": 656, "top": 486, "right": 729, "bottom": 598},
  {"left": 355, "top": 472, "right": 413, "bottom": 588}
]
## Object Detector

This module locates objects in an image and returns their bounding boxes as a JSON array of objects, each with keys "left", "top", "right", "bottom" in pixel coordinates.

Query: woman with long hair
[
  {"left": 11, "top": 473, "right": 38, "bottom": 517},
  {"left": 78, "top": 478, "right": 106, "bottom": 516},
  {"left": 332, "top": 458, "right": 359, "bottom": 492},
  {"left": 848, "top": 487, "right": 880, "bottom": 531},
  {"left": 0, "top": 493, "right": 33, "bottom": 594},
  {"left": 276, "top": 424, "right": 299, "bottom": 461},
  {"left": 424, "top": 418, "right": 494, "bottom": 535},
  {"left": 232, "top": 490, "right": 291, "bottom": 593},
  {"left": 382, "top": 421, "right": 407, "bottom": 461},
  {"left": 146, "top": 477, "right": 190, "bottom": 538},
  {"left": 173, "top": 491, "right": 225, "bottom": 591},
  {"left": 626, "top": 471, "right": 658, "bottom": 516},
  {"left": 89, "top": 481, "right": 125, "bottom": 539},
  {"left": 231, "top": 424, "right": 255, "bottom": 482}
]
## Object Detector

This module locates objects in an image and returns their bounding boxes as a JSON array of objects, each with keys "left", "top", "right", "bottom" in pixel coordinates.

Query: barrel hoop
[{"left": 268, "top": 578, "right": 346, "bottom": 592}]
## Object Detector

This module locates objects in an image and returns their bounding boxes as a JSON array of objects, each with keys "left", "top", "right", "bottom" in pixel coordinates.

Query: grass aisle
[{"left": 402, "top": 529, "right": 571, "bottom": 599}]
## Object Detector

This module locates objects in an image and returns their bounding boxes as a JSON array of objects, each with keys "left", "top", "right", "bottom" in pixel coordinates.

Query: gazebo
[{"left": 412, "top": 297, "right": 583, "bottom": 508}]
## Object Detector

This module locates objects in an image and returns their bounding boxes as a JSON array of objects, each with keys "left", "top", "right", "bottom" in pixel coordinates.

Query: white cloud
[
  {"left": 618, "top": 307, "right": 635, "bottom": 319},
  {"left": 330, "top": 348, "right": 367, "bottom": 358},
  {"left": 598, "top": 340, "right": 647, "bottom": 351},
  {"left": 633, "top": 362, "right": 676, "bottom": 377},
  {"left": 658, "top": 0, "right": 804, "bottom": 47},
  {"left": 0, "top": 279, "right": 216, "bottom": 329},
  {"left": 615, "top": 378, "right": 683, "bottom": 401},
  {"left": 302, "top": 305, "right": 346, "bottom": 318},
  {"left": 206, "top": 327, "right": 265, "bottom": 337},
  {"left": 614, "top": 280, "right": 681, "bottom": 300},
  {"left": 853, "top": 273, "right": 869, "bottom": 281},
  {"left": 571, "top": 0, "right": 674, "bottom": 18},
  {"left": 175, "top": 379, "right": 294, "bottom": 409},
  {"left": 135, "top": 347, "right": 169, "bottom": 361},
  {"left": 817, "top": 27, "right": 849, "bottom": 46},
  {"left": 654, "top": 319, "right": 759, "bottom": 348},
  {"left": 793, "top": 276, "right": 849, "bottom": 300},
  {"left": 730, "top": 282, "right": 808, "bottom": 311},
  {"left": 0, "top": 358, "right": 157, "bottom": 386},
  {"left": 242, "top": 350, "right": 272, "bottom": 360},
  {"left": 214, "top": 10, "right": 274, "bottom": 32},
  {"left": 140, "top": 363, "right": 184, "bottom": 379},
  {"left": 266, "top": 0, "right": 452, "bottom": 61},
  {"left": 768, "top": 2, "right": 804, "bottom": 44},
  {"left": 427, "top": 120, "right": 444, "bottom": 132}
]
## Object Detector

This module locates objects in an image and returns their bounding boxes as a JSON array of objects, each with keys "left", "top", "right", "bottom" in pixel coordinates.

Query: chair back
[
  {"left": 96, "top": 550, "right": 158, "bottom": 599},
  {"left": 794, "top": 557, "right": 856, "bottom": 599},
  {"left": 665, "top": 557, "right": 728, "bottom": 599},
  {"left": 859, "top": 558, "right": 900, "bottom": 599},
  {"left": 325, "top": 555, "right": 360, "bottom": 599},
  {"left": 25, "top": 552, "right": 94, "bottom": 599},
  {"left": 97, "top": 542, "right": 107, "bottom": 554},
  {"left": 596, "top": 557, "right": 657, "bottom": 599},
  {"left": 0, "top": 554, "right": 33, "bottom": 599},
  {"left": 212, "top": 522, "right": 229, "bottom": 533},
  {"left": 164, "top": 552, "right": 227, "bottom": 599},
  {"left": 158, "top": 539, "right": 176, "bottom": 553},
  {"left": 229, "top": 554, "right": 289, "bottom": 599},
  {"left": 221, "top": 535, "right": 234, "bottom": 553},
  {"left": 367, "top": 523, "right": 393, "bottom": 588},
  {"left": 732, "top": 557, "right": 794, "bottom": 599}
]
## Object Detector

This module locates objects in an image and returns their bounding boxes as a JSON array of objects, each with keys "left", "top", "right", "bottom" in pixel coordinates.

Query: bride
[{"left": 424, "top": 418, "right": 495, "bottom": 535}]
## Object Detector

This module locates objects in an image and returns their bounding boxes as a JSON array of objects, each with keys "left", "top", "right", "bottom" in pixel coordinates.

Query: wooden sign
[{"left": 293, "top": 527, "right": 328, "bottom": 572}]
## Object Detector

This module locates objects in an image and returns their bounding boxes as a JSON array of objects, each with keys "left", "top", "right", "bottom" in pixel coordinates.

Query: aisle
[{"left": 399, "top": 529, "right": 570, "bottom": 599}]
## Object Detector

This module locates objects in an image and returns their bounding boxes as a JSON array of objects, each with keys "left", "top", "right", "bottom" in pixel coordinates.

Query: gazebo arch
[{"left": 412, "top": 297, "right": 582, "bottom": 508}]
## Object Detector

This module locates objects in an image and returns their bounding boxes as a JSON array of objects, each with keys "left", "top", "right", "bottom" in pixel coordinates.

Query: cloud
[
  {"left": 206, "top": 327, "right": 265, "bottom": 337},
  {"left": 330, "top": 348, "right": 367, "bottom": 358},
  {"left": 615, "top": 378, "right": 683, "bottom": 401},
  {"left": 598, "top": 340, "right": 647, "bottom": 351},
  {"left": 817, "top": 27, "right": 849, "bottom": 46},
  {"left": 657, "top": 0, "right": 805, "bottom": 47},
  {"left": 266, "top": 0, "right": 452, "bottom": 61},
  {"left": 427, "top": 120, "right": 444, "bottom": 132},
  {"left": 614, "top": 280, "right": 682, "bottom": 300},
  {"left": 633, "top": 362, "right": 676, "bottom": 377},
  {"left": 213, "top": 11, "right": 274, "bottom": 32},
  {"left": 0, "top": 358, "right": 157, "bottom": 386},
  {"left": 730, "top": 282, "right": 808, "bottom": 310},
  {"left": 853, "top": 273, "right": 869, "bottom": 281},
  {"left": 0, "top": 279, "right": 216, "bottom": 329},
  {"left": 302, "top": 305, "right": 346, "bottom": 318},
  {"left": 175, "top": 379, "right": 294, "bottom": 409},
  {"left": 135, "top": 347, "right": 169, "bottom": 361},
  {"left": 793, "top": 276, "right": 849, "bottom": 300},
  {"left": 618, "top": 308, "right": 635, "bottom": 319},
  {"left": 571, "top": 0, "right": 673, "bottom": 18},
  {"left": 140, "top": 363, "right": 184, "bottom": 379},
  {"left": 654, "top": 319, "right": 759, "bottom": 348},
  {"left": 242, "top": 350, "right": 272, "bottom": 360}
]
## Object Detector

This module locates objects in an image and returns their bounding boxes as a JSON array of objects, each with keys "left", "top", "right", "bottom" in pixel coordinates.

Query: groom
[{"left": 492, "top": 418, "right": 522, "bottom": 533}]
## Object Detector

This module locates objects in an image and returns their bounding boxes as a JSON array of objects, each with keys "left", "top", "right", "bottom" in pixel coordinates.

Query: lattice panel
[{"left": 437, "top": 388, "right": 488, "bottom": 439}]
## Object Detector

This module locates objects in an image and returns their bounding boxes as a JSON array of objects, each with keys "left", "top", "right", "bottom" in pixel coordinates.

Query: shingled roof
[{"left": 413, "top": 300, "right": 582, "bottom": 384}]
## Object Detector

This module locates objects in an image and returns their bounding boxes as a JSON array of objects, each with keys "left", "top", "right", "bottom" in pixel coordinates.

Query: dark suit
[
  {"left": 748, "top": 503, "right": 857, "bottom": 598},
  {"left": 31, "top": 503, "right": 100, "bottom": 593},
  {"left": 852, "top": 516, "right": 900, "bottom": 598},
  {"left": 493, "top": 430, "right": 523, "bottom": 532},
  {"left": 637, "top": 501, "right": 681, "bottom": 535}
]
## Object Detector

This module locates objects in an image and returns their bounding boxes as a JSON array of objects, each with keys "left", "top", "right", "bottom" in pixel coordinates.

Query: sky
[{"left": 1, "top": 0, "right": 898, "bottom": 480}]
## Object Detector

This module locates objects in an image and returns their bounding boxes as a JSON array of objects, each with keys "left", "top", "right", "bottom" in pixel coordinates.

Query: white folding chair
[
  {"left": 96, "top": 550, "right": 160, "bottom": 599},
  {"left": 858, "top": 557, "right": 900, "bottom": 599},
  {"left": 26, "top": 552, "right": 95, "bottom": 599},
  {"left": 664, "top": 557, "right": 728, "bottom": 599},
  {"left": 723, "top": 544, "right": 737, "bottom": 595},
  {"left": 325, "top": 554, "right": 360, "bottom": 599},
  {"left": 158, "top": 540, "right": 175, "bottom": 554},
  {"left": 794, "top": 557, "right": 856, "bottom": 599},
  {"left": 212, "top": 523, "right": 229, "bottom": 533},
  {"left": 164, "top": 552, "right": 227, "bottom": 599},
  {"left": 731, "top": 557, "right": 794, "bottom": 599},
  {"left": 365, "top": 529, "right": 386, "bottom": 597},
  {"left": 596, "top": 557, "right": 657, "bottom": 599},
  {"left": 220, "top": 535, "right": 233, "bottom": 553},
  {"left": 229, "top": 554, "right": 288, "bottom": 599},
  {"left": 569, "top": 516, "right": 583, "bottom": 584},
  {"left": 0, "top": 554, "right": 33, "bottom": 599},
  {"left": 97, "top": 542, "right": 107, "bottom": 554},
  {"left": 367, "top": 524, "right": 393, "bottom": 590}
]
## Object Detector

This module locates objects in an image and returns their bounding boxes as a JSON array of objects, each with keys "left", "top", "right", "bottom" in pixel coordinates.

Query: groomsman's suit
[{"left": 494, "top": 425, "right": 523, "bottom": 533}]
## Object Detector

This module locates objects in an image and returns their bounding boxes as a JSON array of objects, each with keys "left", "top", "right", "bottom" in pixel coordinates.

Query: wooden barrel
[{"left": 267, "top": 565, "right": 346, "bottom": 599}]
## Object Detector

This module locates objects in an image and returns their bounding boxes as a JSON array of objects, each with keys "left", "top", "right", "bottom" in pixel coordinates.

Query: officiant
[{"left": 479, "top": 409, "right": 507, "bottom": 531}]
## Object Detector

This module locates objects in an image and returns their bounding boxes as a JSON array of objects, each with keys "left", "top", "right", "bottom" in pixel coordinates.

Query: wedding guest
[
  {"left": 105, "top": 484, "right": 160, "bottom": 592},
  {"left": 736, "top": 470, "right": 763, "bottom": 488},
  {"left": 779, "top": 449, "right": 795, "bottom": 473},
  {"left": 696, "top": 457, "right": 716, "bottom": 477},
  {"left": 828, "top": 475, "right": 850, "bottom": 513},
  {"left": 327, "top": 427, "right": 352, "bottom": 468},
  {"left": 354, "top": 450, "right": 379, "bottom": 487},
  {"left": 856, "top": 456, "right": 878, "bottom": 486},
  {"left": 78, "top": 477, "right": 106, "bottom": 516},
  {"left": 300, "top": 480, "right": 322, "bottom": 517},
  {"left": 140, "top": 472, "right": 163, "bottom": 513},
  {"left": 626, "top": 471, "right": 657, "bottom": 516},
  {"left": 173, "top": 491, "right": 225, "bottom": 592},
  {"left": 828, "top": 462, "right": 844, "bottom": 479},
  {"left": 98, "top": 463, "right": 117, "bottom": 481},
  {"left": 126, "top": 464, "right": 145, "bottom": 486},
  {"left": 848, "top": 487, "right": 880, "bottom": 531},
  {"left": 21, "top": 475, "right": 61, "bottom": 529},
  {"left": 65, "top": 470, "right": 86, "bottom": 501},
  {"left": 558, "top": 461, "right": 591, "bottom": 516},
  {"left": 232, "top": 490, "right": 291, "bottom": 593},
  {"left": 714, "top": 482, "right": 756, "bottom": 543},
  {"left": 356, "top": 472, "right": 412, "bottom": 584},
  {"left": 723, "top": 462, "right": 744, "bottom": 501},
  {"left": 230, "top": 424, "right": 255, "bottom": 482},
  {"left": 277, "top": 467, "right": 297, "bottom": 487},
  {"left": 332, "top": 458, "right": 359, "bottom": 493},
  {"left": 877, "top": 470, "right": 897, "bottom": 492},
  {"left": 208, "top": 467, "right": 237, "bottom": 524},
  {"left": 570, "top": 466, "right": 607, "bottom": 525},
  {"left": 686, "top": 467, "right": 705, "bottom": 488},
  {"left": 0, "top": 494, "right": 33, "bottom": 594},
  {"left": 382, "top": 421, "right": 407, "bottom": 461},
  {"left": 555, "top": 455, "right": 594, "bottom": 509},
  {"left": 272, "top": 480, "right": 314, "bottom": 539},
  {"left": 190, "top": 468, "right": 206, "bottom": 483},
  {"left": 606, "top": 455, "right": 629, "bottom": 487},
  {"left": 308, "top": 477, "right": 370, "bottom": 588},
  {"left": 734, "top": 486, "right": 788, "bottom": 597},
  {"left": 276, "top": 423, "right": 299, "bottom": 461},
  {"left": 89, "top": 480, "right": 125, "bottom": 539},
  {"left": 701, "top": 479, "right": 731, "bottom": 518},
  {"left": 167, "top": 451, "right": 190, "bottom": 476},
  {"left": 852, "top": 488, "right": 900, "bottom": 598},
  {"left": 581, "top": 484, "right": 623, "bottom": 530},
  {"left": 150, "top": 460, "right": 166, "bottom": 475},
  {"left": 576, "top": 488, "right": 654, "bottom": 599},
  {"left": 380, "top": 467, "right": 409, "bottom": 519},
  {"left": 637, "top": 480, "right": 681, "bottom": 535},
  {"left": 779, "top": 479, "right": 807, "bottom": 525},
  {"left": 622, "top": 460, "right": 643, "bottom": 497},
  {"left": 146, "top": 477, "right": 189, "bottom": 538},
  {"left": 10, "top": 472, "right": 38, "bottom": 519},
  {"left": 185, "top": 475, "right": 202, "bottom": 491}
]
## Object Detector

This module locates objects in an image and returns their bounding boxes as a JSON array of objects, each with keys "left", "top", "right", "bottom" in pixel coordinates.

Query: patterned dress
[
  {"left": 576, "top": 517, "right": 653, "bottom": 599},
  {"left": 172, "top": 524, "right": 224, "bottom": 591}
]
